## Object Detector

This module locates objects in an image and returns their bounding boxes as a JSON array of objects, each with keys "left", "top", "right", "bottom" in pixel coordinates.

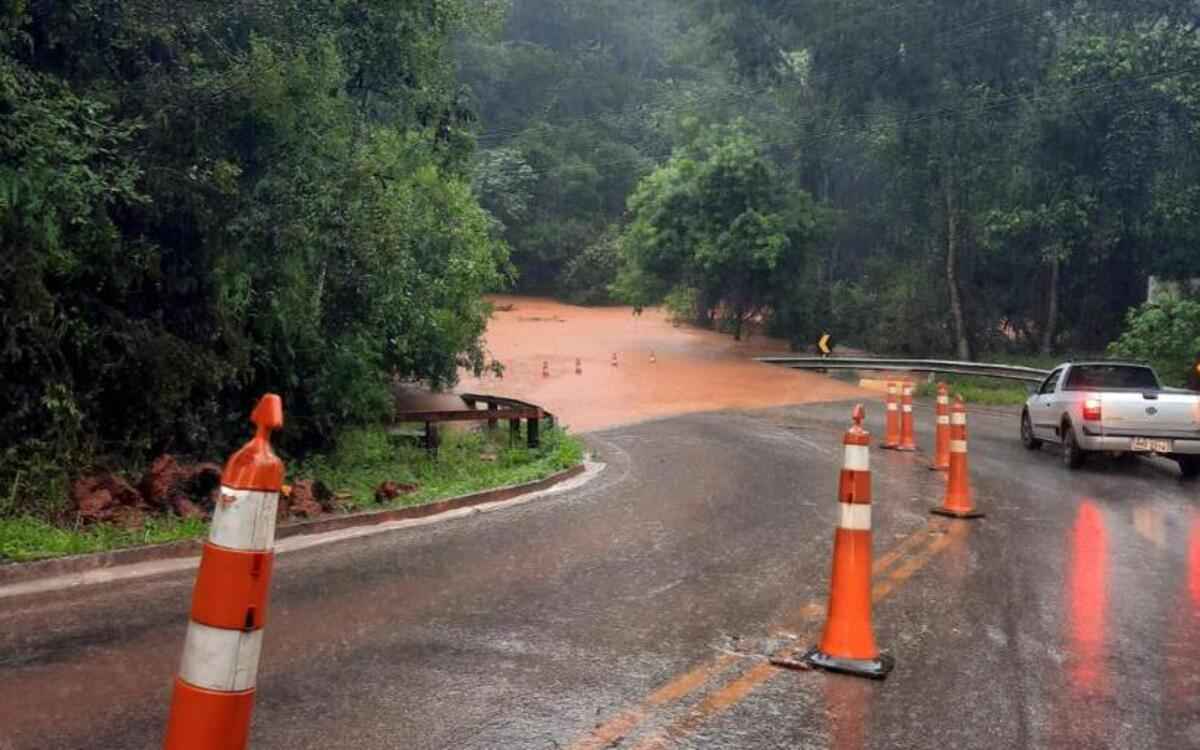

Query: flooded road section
[
  {"left": 404, "top": 296, "right": 865, "bottom": 432},
  {"left": 2, "top": 399, "right": 1198, "bottom": 748}
]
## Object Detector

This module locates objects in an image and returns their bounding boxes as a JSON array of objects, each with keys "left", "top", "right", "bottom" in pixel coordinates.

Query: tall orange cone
[
  {"left": 882, "top": 382, "right": 901, "bottom": 449},
  {"left": 897, "top": 381, "right": 917, "bottom": 451},
  {"left": 802, "top": 405, "right": 894, "bottom": 679},
  {"left": 932, "top": 396, "right": 985, "bottom": 519},
  {"left": 575, "top": 357, "right": 582, "bottom": 375},
  {"left": 929, "top": 383, "right": 951, "bottom": 471},
  {"left": 164, "top": 395, "right": 285, "bottom": 750}
]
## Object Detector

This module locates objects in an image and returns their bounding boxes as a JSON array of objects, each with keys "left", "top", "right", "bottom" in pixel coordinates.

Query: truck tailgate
[{"left": 1100, "top": 392, "right": 1200, "bottom": 437}]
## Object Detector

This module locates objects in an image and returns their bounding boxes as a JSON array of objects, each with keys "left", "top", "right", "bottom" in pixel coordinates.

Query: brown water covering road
[{"left": 398, "top": 295, "right": 865, "bottom": 432}]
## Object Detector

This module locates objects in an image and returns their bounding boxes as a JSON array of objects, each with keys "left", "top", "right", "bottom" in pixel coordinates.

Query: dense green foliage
[
  {"left": 616, "top": 121, "right": 824, "bottom": 339},
  {"left": 468, "top": 0, "right": 1200, "bottom": 359},
  {"left": 1108, "top": 296, "right": 1200, "bottom": 387},
  {"left": 458, "top": 0, "right": 688, "bottom": 300},
  {"left": 1, "top": 1, "right": 510, "bottom": 514}
]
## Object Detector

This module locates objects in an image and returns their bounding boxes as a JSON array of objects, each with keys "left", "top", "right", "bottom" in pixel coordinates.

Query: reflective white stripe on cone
[
  {"left": 178, "top": 621, "right": 264, "bottom": 692},
  {"left": 839, "top": 503, "right": 871, "bottom": 531},
  {"left": 209, "top": 488, "right": 279, "bottom": 551}
]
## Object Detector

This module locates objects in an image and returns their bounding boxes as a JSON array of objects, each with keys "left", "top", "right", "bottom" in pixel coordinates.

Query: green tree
[
  {"left": 617, "top": 122, "right": 823, "bottom": 340},
  {"left": 0, "top": 0, "right": 509, "bottom": 514},
  {"left": 1108, "top": 296, "right": 1200, "bottom": 388}
]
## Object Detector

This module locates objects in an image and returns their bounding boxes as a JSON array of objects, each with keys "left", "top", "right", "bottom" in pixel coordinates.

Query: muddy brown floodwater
[{"left": 397, "top": 296, "right": 866, "bottom": 433}]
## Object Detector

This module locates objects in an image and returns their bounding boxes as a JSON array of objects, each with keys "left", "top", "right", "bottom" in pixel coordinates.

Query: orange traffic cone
[
  {"left": 164, "top": 395, "right": 285, "bottom": 749},
  {"left": 542, "top": 360, "right": 550, "bottom": 378},
  {"left": 932, "top": 396, "right": 985, "bottom": 519},
  {"left": 575, "top": 357, "right": 582, "bottom": 375},
  {"left": 650, "top": 351, "right": 657, "bottom": 364},
  {"left": 882, "top": 382, "right": 901, "bottom": 449},
  {"left": 929, "top": 383, "right": 951, "bottom": 471},
  {"left": 802, "top": 404, "right": 895, "bottom": 679},
  {"left": 611, "top": 352, "right": 618, "bottom": 367},
  {"left": 897, "top": 381, "right": 917, "bottom": 451}
]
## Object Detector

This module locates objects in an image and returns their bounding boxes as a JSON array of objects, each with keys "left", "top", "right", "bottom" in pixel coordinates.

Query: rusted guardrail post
[
  {"left": 425, "top": 421, "right": 440, "bottom": 457},
  {"left": 527, "top": 415, "right": 540, "bottom": 449}
]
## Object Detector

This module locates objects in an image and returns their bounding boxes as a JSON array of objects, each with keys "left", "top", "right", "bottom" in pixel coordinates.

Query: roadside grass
[
  {"left": 913, "top": 352, "right": 1107, "bottom": 407},
  {"left": 915, "top": 377, "right": 1030, "bottom": 407},
  {"left": 294, "top": 424, "right": 584, "bottom": 512},
  {"left": 0, "top": 425, "right": 584, "bottom": 564},
  {"left": 0, "top": 516, "right": 208, "bottom": 564}
]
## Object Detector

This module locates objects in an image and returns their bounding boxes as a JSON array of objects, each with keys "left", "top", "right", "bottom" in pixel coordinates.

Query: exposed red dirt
[
  {"left": 394, "top": 296, "right": 866, "bottom": 433},
  {"left": 139, "top": 455, "right": 221, "bottom": 515},
  {"left": 71, "top": 473, "right": 144, "bottom": 523}
]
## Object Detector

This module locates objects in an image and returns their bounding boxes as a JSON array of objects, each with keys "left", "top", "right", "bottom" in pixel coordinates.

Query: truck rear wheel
[
  {"left": 1021, "top": 410, "right": 1042, "bottom": 450},
  {"left": 1062, "top": 423, "right": 1086, "bottom": 470},
  {"left": 1177, "top": 456, "right": 1200, "bottom": 480}
]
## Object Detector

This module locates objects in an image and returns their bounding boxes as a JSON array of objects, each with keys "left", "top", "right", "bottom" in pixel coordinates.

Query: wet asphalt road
[{"left": 1, "top": 400, "right": 1198, "bottom": 749}]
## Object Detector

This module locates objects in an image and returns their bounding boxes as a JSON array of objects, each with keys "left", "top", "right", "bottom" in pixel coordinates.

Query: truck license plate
[{"left": 1131, "top": 437, "right": 1172, "bottom": 453}]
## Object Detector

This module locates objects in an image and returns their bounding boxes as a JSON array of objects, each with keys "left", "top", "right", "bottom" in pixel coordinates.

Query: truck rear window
[{"left": 1063, "top": 365, "right": 1160, "bottom": 391}]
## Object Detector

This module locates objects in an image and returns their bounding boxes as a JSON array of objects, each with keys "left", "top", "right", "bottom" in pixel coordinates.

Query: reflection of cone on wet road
[
  {"left": 803, "top": 404, "right": 895, "bottom": 679},
  {"left": 575, "top": 357, "right": 582, "bottom": 375},
  {"left": 164, "top": 395, "right": 284, "bottom": 750},
  {"left": 930, "top": 383, "right": 951, "bottom": 471},
  {"left": 883, "top": 382, "right": 900, "bottom": 449},
  {"left": 932, "top": 396, "right": 985, "bottom": 519},
  {"left": 898, "top": 381, "right": 917, "bottom": 451}
]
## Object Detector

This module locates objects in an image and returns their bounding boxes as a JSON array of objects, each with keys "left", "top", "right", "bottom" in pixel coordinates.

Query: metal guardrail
[{"left": 755, "top": 356, "right": 1051, "bottom": 384}]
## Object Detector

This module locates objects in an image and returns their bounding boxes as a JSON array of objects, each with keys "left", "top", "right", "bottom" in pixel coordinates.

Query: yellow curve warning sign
[{"left": 818, "top": 333, "right": 832, "bottom": 355}]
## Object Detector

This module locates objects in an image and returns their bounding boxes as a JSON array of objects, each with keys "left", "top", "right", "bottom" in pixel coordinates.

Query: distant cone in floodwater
[
  {"left": 650, "top": 351, "right": 657, "bottom": 364},
  {"left": 611, "top": 353, "right": 618, "bottom": 367},
  {"left": 575, "top": 357, "right": 582, "bottom": 375},
  {"left": 542, "top": 360, "right": 549, "bottom": 378}
]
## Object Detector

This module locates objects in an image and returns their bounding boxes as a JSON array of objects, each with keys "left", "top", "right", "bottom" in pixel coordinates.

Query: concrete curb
[{"left": 0, "top": 463, "right": 587, "bottom": 588}]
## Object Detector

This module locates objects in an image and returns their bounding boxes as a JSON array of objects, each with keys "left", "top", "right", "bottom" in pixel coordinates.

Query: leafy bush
[
  {"left": 558, "top": 229, "right": 621, "bottom": 305},
  {"left": 1108, "top": 296, "right": 1200, "bottom": 387},
  {"left": 0, "top": 1, "right": 509, "bottom": 517}
]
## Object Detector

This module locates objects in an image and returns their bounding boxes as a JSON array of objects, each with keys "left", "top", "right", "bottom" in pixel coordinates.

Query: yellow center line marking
[
  {"left": 569, "top": 523, "right": 948, "bottom": 750},
  {"left": 628, "top": 523, "right": 964, "bottom": 750}
]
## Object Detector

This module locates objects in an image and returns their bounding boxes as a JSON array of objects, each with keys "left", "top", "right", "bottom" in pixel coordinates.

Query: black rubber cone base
[
  {"left": 801, "top": 648, "right": 895, "bottom": 680},
  {"left": 931, "top": 506, "right": 986, "bottom": 519}
]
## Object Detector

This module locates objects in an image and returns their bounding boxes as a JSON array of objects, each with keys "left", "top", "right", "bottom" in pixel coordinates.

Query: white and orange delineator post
[
  {"left": 931, "top": 396, "right": 985, "bottom": 519},
  {"left": 930, "top": 383, "right": 951, "bottom": 471},
  {"left": 882, "top": 382, "right": 901, "bottom": 449},
  {"left": 802, "top": 405, "right": 894, "bottom": 679},
  {"left": 897, "top": 381, "right": 917, "bottom": 451},
  {"left": 164, "top": 395, "right": 284, "bottom": 750}
]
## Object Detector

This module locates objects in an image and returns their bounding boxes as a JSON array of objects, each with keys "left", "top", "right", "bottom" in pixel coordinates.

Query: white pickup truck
[{"left": 1021, "top": 362, "right": 1200, "bottom": 477}]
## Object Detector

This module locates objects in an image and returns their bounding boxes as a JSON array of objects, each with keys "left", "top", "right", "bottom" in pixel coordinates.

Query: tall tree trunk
[
  {"left": 944, "top": 178, "right": 972, "bottom": 361},
  {"left": 1040, "top": 256, "right": 1060, "bottom": 356}
]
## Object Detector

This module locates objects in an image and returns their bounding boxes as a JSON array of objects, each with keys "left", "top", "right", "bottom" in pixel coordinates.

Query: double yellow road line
[{"left": 571, "top": 519, "right": 968, "bottom": 749}]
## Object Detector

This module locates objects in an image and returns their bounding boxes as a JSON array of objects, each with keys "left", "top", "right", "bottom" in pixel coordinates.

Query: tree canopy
[{"left": 1, "top": 0, "right": 509, "bottom": 509}]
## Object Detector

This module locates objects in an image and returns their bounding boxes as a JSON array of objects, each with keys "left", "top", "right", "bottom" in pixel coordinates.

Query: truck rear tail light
[{"left": 1083, "top": 397, "right": 1102, "bottom": 422}]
